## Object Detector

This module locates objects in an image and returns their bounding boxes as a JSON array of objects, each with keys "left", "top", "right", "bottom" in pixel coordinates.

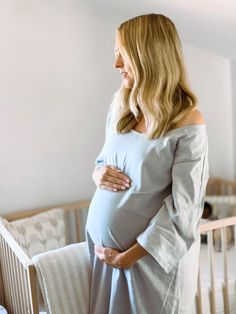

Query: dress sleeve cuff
[{"left": 137, "top": 195, "right": 192, "bottom": 274}]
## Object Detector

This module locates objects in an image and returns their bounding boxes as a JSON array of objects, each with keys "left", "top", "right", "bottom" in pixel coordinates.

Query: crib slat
[
  {"left": 27, "top": 264, "right": 39, "bottom": 313},
  {"left": 15, "top": 257, "right": 25, "bottom": 312},
  {"left": 208, "top": 230, "right": 216, "bottom": 314},
  {"left": 2, "top": 238, "right": 19, "bottom": 313},
  {"left": 1, "top": 239, "right": 12, "bottom": 311},
  {"left": 0, "top": 238, "right": 6, "bottom": 305},
  {"left": 14, "top": 248, "right": 27, "bottom": 313},
  {"left": 19, "top": 264, "right": 29, "bottom": 314},
  {"left": 196, "top": 264, "right": 203, "bottom": 314},
  {"left": 8, "top": 247, "right": 19, "bottom": 311},
  {"left": 221, "top": 227, "right": 230, "bottom": 314},
  {"left": 20, "top": 263, "right": 29, "bottom": 313}
]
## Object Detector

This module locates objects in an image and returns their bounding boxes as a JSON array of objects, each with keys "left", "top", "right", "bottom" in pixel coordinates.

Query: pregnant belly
[{"left": 86, "top": 188, "right": 159, "bottom": 250}]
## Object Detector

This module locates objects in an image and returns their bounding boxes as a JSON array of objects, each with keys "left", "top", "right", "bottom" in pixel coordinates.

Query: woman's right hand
[{"left": 92, "top": 165, "right": 131, "bottom": 192}]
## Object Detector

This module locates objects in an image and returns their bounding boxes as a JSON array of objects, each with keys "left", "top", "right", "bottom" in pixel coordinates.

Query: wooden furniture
[
  {"left": 0, "top": 200, "right": 90, "bottom": 314},
  {"left": 195, "top": 177, "right": 236, "bottom": 314},
  {"left": 196, "top": 217, "right": 236, "bottom": 314}
]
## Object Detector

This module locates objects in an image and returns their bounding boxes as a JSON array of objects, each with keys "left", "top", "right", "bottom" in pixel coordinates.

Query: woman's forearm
[{"left": 121, "top": 242, "right": 149, "bottom": 266}]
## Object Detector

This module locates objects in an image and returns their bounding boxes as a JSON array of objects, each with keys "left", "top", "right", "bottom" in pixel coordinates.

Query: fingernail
[{"left": 121, "top": 186, "right": 126, "bottom": 190}]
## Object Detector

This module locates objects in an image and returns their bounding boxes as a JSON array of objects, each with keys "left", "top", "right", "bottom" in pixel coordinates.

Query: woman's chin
[{"left": 123, "top": 81, "right": 133, "bottom": 89}]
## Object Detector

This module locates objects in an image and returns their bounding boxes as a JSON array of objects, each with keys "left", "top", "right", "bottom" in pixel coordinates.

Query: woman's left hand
[
  {"left": 94, "top": 242, "right": 148, "bottom": 269},
  {"left": 94, "top": 245, "right": 136, "bottom": 269}
]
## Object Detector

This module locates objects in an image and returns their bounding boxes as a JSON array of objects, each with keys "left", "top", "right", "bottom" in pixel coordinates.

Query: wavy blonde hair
[{"left": 111, "top": 13, "right": 197, "bottom": 139}]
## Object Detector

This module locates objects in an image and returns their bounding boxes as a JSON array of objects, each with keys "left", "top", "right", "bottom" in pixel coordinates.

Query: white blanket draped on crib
[{"left": 32, "top": 242, "right": 91, "bottom": 314}]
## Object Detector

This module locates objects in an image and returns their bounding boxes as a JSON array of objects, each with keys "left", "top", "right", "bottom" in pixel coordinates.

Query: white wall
[
  {"left": 0, "top": 1, "right": 120, "bottom": 214},
  {"left": 0, "top": 2, "right": 233, "bottom": 214},
  {"left": 183, "top": 44, "right": 233, "bottom": 179},
  {"left": 231, "top": 60, "right": 236, "bottom": 179}
]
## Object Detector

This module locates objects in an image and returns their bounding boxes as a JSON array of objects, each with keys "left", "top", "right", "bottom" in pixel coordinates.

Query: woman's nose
[{"left": 113, "top": 56, "right": 123, "bottom": 69}]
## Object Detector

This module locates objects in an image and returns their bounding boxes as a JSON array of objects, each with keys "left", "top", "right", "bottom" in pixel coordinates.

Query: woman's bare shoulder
[{"left": 175, "top": 109, "right": 205, "bottom": 128}]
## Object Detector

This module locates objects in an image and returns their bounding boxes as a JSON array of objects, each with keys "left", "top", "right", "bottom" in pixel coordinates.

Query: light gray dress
[{"left": 86, "top": 105, "right": 209, "bottom": 314}]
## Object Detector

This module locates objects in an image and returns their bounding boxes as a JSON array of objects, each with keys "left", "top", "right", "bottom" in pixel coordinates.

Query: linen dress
[{"left": 86, "top": 105, "right": 209, "bottom": 314}]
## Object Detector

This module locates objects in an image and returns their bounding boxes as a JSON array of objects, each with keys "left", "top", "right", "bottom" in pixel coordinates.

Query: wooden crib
[
  {"left": 0, "top": 200, "right": 90, "bottom": 314},
  {"left": 1, "top": 177, "right": 236, "bottom": 314},
  {"left": 195, "top": 177, "right": 236, "bottom": 314},
  {"left": 196, "top": 216, "right": 236, "bottom": 314}
]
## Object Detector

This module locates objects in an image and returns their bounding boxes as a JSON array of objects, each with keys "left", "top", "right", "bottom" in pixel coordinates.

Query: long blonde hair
[{"left": 111, "top": 13, "right": 197, "bottom": 139}]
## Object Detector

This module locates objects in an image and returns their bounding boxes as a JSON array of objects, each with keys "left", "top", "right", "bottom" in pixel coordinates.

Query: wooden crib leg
[
  {"left": 221, "top": 227, "right": 230, "bottom": 314},
  {"left": 195, "top": 262, "right": 203, "bottom": 314},
  {"left": 0, "top": 239, "right": 6, "bottom": 306},
  {"left": 27, "top": 264, "right": 39, "bottom": 314},
  {"left": 208, "top": 230, "right": 217, "bottom": 314}
]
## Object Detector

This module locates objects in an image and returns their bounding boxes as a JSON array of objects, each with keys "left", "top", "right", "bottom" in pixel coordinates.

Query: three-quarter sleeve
[{"left": 137, "top": 126, "right": 209, "bottom": 273}]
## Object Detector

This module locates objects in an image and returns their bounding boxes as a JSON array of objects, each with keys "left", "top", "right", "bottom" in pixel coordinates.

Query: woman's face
[{"left": 113, "top": 32, "right": 134, "bottom": 89}]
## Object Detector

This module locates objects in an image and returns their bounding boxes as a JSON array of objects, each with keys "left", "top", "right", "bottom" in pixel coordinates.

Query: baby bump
[{"left": 86, "top": 189, "right": 159, "bottom": 250}]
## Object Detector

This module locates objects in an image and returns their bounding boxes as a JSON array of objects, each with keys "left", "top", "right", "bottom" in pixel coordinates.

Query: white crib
[
  {"left": 196, "top": 216, "right": 236, "bottom": 314},
  {"left": 195, "top": 177, "right": 236, "bottom": 314},
  {"left": 0, "top": 200, "right": 90, "bottom": 314}
]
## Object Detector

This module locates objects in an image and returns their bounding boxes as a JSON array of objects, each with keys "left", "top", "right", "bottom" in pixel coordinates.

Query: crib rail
[
  {"left": 196, "top": 216, "right": 236, "bottom": 314},
  {"left": 0, "top": 223, "right": 38, "bottom": 314},
  {"left": 0, "top": 200, "right": 91, "bottom": 314},
  {"left": 3, "top": 200, "right": 91, "bottom": 222}
]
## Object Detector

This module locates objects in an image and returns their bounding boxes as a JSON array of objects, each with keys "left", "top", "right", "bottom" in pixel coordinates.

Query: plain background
[{"left": 0, "top": 0, "right": 235, "bottom": 214}]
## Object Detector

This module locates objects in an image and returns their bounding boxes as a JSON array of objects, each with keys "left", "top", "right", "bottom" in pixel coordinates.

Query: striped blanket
[{"left": 32, "top": 242, "right": 91, "bottom": 314}]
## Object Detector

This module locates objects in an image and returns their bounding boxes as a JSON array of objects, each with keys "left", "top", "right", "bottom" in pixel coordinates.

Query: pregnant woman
[{"left": 86, "top": 13, "right": 209, "bottom": 314}]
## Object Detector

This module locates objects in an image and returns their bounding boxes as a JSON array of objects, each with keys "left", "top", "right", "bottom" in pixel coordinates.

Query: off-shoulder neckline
[{"left": 131, "top": 124, "right": 206, "bottom": 136}]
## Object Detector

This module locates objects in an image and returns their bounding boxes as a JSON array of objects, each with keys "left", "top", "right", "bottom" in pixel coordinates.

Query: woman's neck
[{"left": 133, "top": 115, "right": 146, "bottom": 133}]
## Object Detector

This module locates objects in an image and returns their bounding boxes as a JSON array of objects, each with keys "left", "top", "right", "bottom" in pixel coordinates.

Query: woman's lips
[{"left": 122, "top": 72, "right": 128, "bottom": 78}]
